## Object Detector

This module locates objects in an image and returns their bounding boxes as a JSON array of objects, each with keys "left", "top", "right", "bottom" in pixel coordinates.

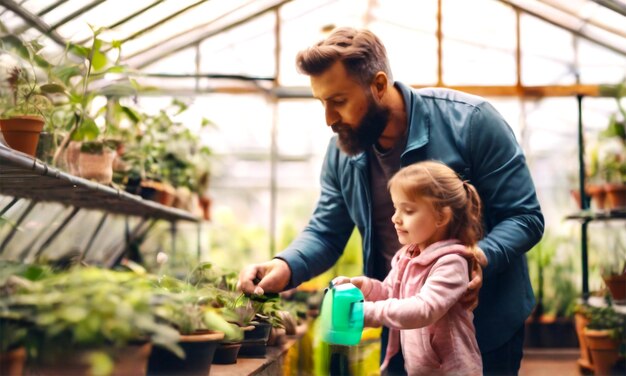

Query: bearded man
[{"left": 238, "top": 27, "right": 544, "bottom": 376}]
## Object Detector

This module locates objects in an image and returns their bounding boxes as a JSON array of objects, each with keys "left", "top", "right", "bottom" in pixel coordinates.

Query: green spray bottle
[{"left": 319, "top": 281, "right": 364, "bottom": 346}]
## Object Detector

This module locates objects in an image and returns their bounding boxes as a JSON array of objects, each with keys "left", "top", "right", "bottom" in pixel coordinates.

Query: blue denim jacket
[{"left": 276, "top": 82, "right": 544, "bottom": 352}]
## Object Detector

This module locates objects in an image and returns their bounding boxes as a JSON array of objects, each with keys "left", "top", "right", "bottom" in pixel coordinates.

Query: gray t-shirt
[{"left": 367, "top": 136, "right": 406, "bottom": 280}]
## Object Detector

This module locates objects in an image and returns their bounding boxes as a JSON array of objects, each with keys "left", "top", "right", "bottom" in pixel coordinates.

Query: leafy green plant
[
  {"left": 119, "top": 99, "right": 214, "bottom": 191},
  {"left": 0, "top": 41, "right": 63, "bottom": 120},
  {"left": 583, "top": 304, "right": 625, "bottom": 340},
  {"left": 0, "top": 267, "right": 181, "bottom": 361},
  {"left": 51, "top": 26, "right": 134, "bottom": 163}
]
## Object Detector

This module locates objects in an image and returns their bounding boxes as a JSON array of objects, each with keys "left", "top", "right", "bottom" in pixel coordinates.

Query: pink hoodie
[{"left": 361, "top": 239, "right": 482, "bottom": 376}]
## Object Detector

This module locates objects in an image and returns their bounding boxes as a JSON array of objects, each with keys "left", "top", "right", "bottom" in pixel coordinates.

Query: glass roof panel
[
  {"left": 520, "top": 14, "right": 576, "bottom": 85},
  {"left": 369, "top": 0, "right": 438, "bottom": 85},
  {"left": 95, "top": 0, "right": 199, "bottom": 44},
  {"left": 199, "top": 12, "right": 275, "bottom": 77},
  {"left": 443, "top": 0, "right": 517, "bottom": 85},
  {"left": 279, "top": 0, "right": 370, "bottom": 86},
  {"left": 55, "top": 0, "right": 154, "bottom": 43},
  {"left": 578, "top": 39, "right": 626, "bottom": 83},
  {"left": 34, "top": 0, "right": 95, "bottom": 29},
  {"left": 120, "top": 0, "right": 252, "bottom": 58}
]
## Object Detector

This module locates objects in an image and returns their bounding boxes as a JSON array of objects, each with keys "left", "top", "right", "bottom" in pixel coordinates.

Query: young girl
[{"left": 334, "top": 161, "right": 483, "bottom": 375}]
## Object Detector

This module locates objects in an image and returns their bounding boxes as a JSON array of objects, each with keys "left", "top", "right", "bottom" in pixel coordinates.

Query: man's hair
[{"left": 295, "top": 27, "right": 393, "bottom": 86}]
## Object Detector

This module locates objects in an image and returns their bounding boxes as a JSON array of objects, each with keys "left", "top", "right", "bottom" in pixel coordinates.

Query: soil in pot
[{"left": 147, "top": 331, "right": 223, "bottom": 376}]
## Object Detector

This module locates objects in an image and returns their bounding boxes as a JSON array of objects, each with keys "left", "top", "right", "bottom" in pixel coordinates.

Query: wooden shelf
[
  {"left": 0, "top": 144, "right": 198, "bottom": 222},
  {"left": 565, "top": 209, "right": 626, "bottom": 221}
]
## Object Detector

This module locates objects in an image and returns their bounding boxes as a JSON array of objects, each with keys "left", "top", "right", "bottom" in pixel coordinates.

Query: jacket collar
[{"left": 395, "top": 81, "right": 430, "bottom": 160}]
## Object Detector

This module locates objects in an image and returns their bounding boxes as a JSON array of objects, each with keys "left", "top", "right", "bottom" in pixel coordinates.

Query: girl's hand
[{"left": 331, "top": 276, "right": 352, "bottom": 286}]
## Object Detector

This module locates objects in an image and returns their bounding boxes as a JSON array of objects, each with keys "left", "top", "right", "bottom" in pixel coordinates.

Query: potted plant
[
  {"left": 0, "top": 267, "right": 180, "bottom": 376},
  {"left": 147, "top": 282, "right": 241, "bottom": 375},
  {"left": 50, "top": 26, "right": 134, "bottom": 180},
  {"left": 583, "top": 304, "right": 625, "bottom": 375},
  {"left": 0, "top": 42, "right": 62, "bottom": 157},
  {"left": 589, "top": 80, "right": 626, "bottom": 210},
  {"left": 602, "top": 262, "right": 626, "bottom": 303}
]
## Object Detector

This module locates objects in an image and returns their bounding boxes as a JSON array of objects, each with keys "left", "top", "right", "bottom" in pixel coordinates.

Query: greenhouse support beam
[
  {"left": 75, "top": 0, "right": 165, "bottom": 45},
  {"left": 48, "top": 0, "right": 106, "bottom": 31},
  {"left": 105, "top": 218, "right": 156, "bottom": 267},
  {"left": 132, "top": 0, "right": 293, "bottom": 69},
  {"left": 273, "top": 84, "right": 604, "bottom": 99},
  {"left": 13, "top": 0, "right": 69, "bottom": 34},
  {"left": 14, "top": 205, "right": 73, "bottom": 260},
  {"left": 0, "top": 197, "right": 20, "bottom": 217},
  {"left": 28, "top": 207, "right": 80, "bottom": 261},
  {"left": 541, "top": 0, "right": 626, "bottom": 38},
  {"left": 170, "top": 221, "right": 177, "bottom": 258},
  {"left": 590, "top": 0, "right": 626, "bottom": 17},
  {"left": 577, "top": 94, "right": 590, "bottom": 299},
  {"left": 499, "top": 0, "right": 626, "bottom": 56},
  {"left": 36, "top": 0, "right": 69, "bottom": 17},
  {"left": 0, "top": 200, "right": 37, "bottom": 255},
  {"left": 115, "top": 0, "right": 207, "bottom": 48},
  {"left": 0, "top": 0, "right": 67, "bottom": 46},
  {"left": 80, "top": 212, "right": 109, "bottom": 262}
]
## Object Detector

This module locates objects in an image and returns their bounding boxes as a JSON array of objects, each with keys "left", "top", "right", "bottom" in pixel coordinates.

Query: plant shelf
[
  {"left": 0, "top": 144, "right": 199, "bottom": 222},
  {"left": 565, "top": 209, "right": 626, "bottom": 221}
]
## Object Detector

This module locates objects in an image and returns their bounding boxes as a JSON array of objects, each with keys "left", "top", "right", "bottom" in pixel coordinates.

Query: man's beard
[{"left": 332, "top": 97, "right": 390, "bottom": 156}]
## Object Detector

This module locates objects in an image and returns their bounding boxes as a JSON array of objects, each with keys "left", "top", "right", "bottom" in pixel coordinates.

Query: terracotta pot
[
  {"left": 574, "top": 312, "right": 593, "bottom": 371},
  {"left": 0, "top": 115, "right": 45, "bottom": 156},
  {"left": 30, "top": 342, "right": 152, "bottom": 376},
  {"left": 586, "top": 184, "right": 606, "bottom": 211},
  {"left": 199, "top": 195, "right": 212, "bottom": 221},
  {"left": 602, "top": 274, "right": 626, "bottom": 302},
  {"left": 570, "top": 189, "right": 582, "bottom": 209},
  {"left": 62, "top": 141, "right": 82, "bottom": 175},
  {"left": 584, "top": 328, "right": 620, "bottom": 376},
  {"left": 156, "top": 183, "right": 176, "bottom": 207},
  {"left": 604, "top": 183, "right": 626, "bottom": 210},
  {"left": 173, "top": 186, "right": 192, "bottom": 211},
  {"left": 0, "top": 346, "right": 26, "bottom": 376},
  {"left": 78, "top": 149, "right": 116, "bottom": 184},
  {"left": 147, "top": 330, "right": 224, "bottom": 376}
]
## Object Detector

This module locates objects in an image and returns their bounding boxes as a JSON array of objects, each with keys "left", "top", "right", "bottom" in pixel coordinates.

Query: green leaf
[
  {"left": 88, "top": 351, "right": 114, "bottom": 376},
  {"left": 121, "top": 105, "right": 140, "bottom": 123},
  {"left": 39, "top": 83, "right": 67, "bottom": 94},
  {"left": 97, "top": 83, "right": 136, "bottom": 97},
  {"left": 68, "top": 43, "right": 90, "bottom": 59},
  {"left": 74, "top": 117, "right": 100, "bottom": 141}
]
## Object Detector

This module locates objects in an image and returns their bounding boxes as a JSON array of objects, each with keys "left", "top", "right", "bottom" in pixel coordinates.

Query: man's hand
[
  {"left": 237, "top": 259, "right": 292, "bottom": 295},
  {"left": 460, "top": 246, "right": 488, "bottom": 311}
]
